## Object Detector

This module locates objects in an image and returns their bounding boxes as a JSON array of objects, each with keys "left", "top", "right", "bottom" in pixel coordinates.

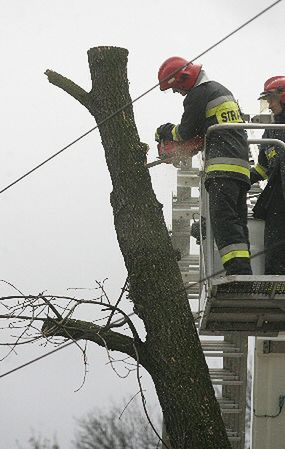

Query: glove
[
  {"left": 157, "top": 140, "right": 180, "bottom": 161},
  {"left": 155, "top": 123, "right": 175, "bottom": 142},
  {"left": 191, "top": 217, "right": 206, "bottom": 245}
]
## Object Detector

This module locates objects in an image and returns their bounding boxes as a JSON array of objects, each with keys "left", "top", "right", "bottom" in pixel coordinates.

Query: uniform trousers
[
  {"left": 207, "top": 178, "right": 252, "bottom": 275},
  {"left": 264, "top": 181, "right": 285, "bottom": 274}
]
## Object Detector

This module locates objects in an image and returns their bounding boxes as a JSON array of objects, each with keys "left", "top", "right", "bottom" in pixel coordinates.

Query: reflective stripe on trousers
[{"left": 219, "top": 243, "right": 250, "bottom": 264}]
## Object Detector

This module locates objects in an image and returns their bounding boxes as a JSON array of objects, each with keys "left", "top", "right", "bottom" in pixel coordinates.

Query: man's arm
[
  {"left": 173, "top": 87, "right": 206, "bottom": 141},
  {"left": 250, "top": 130, "right": 270, "bottom": 184}
]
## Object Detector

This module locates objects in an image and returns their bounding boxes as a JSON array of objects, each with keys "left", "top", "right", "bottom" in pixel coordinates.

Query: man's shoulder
[
  {"left": 183, "top": 81, "right": 227, "bottom": 108},
  {"left": 183, "top": 82, "right": 212, "bottom": 104},
  {"left": 187, "top": 80, "right": 232, "bottom": 97},
  {"left": 201, "top": 80, "right": 233, "bottom": 96}
]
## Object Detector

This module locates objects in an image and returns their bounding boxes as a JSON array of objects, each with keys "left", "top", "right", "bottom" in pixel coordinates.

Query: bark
[
  {"left": 42, "top": 317, "right": 143, "bottom": 363},
  {"left": 45, "top": 46, "right": 230, "bottom": 449}
]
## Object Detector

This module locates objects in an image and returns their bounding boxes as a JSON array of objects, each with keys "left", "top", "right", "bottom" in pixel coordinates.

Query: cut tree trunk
[{"left": 45, "top": 46, "right": 231, "bottom": 449}]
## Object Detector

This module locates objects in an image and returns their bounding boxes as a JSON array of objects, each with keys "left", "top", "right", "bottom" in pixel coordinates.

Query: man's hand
[
  {"left": 157, "top": 137, "right": 204, "bottom": 165},
  {"left": 155, "top": 123, "right": 175, "bottom": 142}
]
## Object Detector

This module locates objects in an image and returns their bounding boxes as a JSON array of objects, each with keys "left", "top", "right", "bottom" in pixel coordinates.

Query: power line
[
  {"left": 0, "top": 127, "right": 97, "bottom": 195},
  {"left": 0, "top": 340, "right": 75, "bottom": 379},
  {"left": 0, "top": 0, "right": 282, "bottom": 196}
]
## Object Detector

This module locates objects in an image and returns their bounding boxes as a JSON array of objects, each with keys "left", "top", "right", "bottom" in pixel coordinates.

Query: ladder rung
[
  {"left": 221, "top": 408, "right": 242, "bottom": 414},
  {"left": 186, "top": 283, "right": 199, "bottom": 292},
  {"left": 179, "top": 255, "right": 199, "bottom": 263},
  {"left": 179, "top": 262, "right": 200, "bottom": 270},
  {"left": 178, "top": 168, "right": 200, "bottom": 175},
  {"left": 220, "top": 403, "right": 240, "bottom": 409},
  {"left": 204, "top": 352, "right": 243, "bottom": 358},
  {"left": 177, "top": 176, "right": 200, "bottom": 188},
  {"left": 173, "top": 199, "right": 200, "bottom": 208},
  {"left": 181, "top": 271, "right": 200, "bottom": 282},
  {"left": 211, "top": 380, "right": 243, "bottom": 385},
  {"left": 201, "top": 341, "right": 241, "bottom": 350},
  {"left": 217, "top": 397, "right": 236, "bottom": 402}
]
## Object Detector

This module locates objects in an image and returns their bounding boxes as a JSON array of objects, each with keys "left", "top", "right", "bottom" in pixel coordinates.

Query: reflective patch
[
  {"left": 207, "top": 157, "right": 250, "bottom": 169},
  {"left": 206, "top": 95, "right": 234, "bottom": 110},
  {"left": 172, "top": 126, "right": 183, "bottom": 142},
  {"left": 219, "top": 242, "right": 249, "bottom": 257},
  {"left": 221, "top": 250, "right": 250, "bottom": 264},
  {"left": 206, "top": 100, "right": 243, "bottom": 124},
  {"left": 266, "top": 147, "right": 277, "bottom": 160},
  {"left": 206, "top": 164, "right": 250, "bottom": 178},
  {"left": 254, "top": 163, "right": 268, "bottom": 180}
]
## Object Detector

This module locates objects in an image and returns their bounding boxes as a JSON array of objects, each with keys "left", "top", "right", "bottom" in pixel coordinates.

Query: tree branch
[
  {"left": 0, "top": 313, "right": 44, "bottom": 321},
  {"left": 44, "top": 69, "right": 90, "bottom": 110},
  {"left": 40, "top": 295, "right": 63, "bottom": 320},
  {"left": 42, "top": 317, "right": 145, "bottom": 363}
]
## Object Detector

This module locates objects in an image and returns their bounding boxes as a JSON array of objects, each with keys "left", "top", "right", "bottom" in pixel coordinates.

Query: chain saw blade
[
  {"left": 146, "top": 136, "right": 204, "bottom": 168},
  {"left": 145, "top": 158, "right": 169, "bottom": 168}
]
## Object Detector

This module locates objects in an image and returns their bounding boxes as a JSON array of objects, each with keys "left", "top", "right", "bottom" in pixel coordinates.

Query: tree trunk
[{"left": 45, "top": 46, "right": 231, "bottom": 449}]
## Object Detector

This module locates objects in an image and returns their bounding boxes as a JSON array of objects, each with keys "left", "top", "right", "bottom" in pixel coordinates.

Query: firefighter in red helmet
[
  {"left": 251, "top": 76, "right": 285, "bottom": 274},
  {"left": 156, "top": 56, "right": 252, "bottom": 275}
]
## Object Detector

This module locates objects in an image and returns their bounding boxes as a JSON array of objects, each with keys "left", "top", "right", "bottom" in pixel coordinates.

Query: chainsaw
[{"left": 146, "top": 136, "right": 204, "bottom": 168}]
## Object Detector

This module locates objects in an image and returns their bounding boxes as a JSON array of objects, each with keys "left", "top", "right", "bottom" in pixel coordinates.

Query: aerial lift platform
[{"left": 199, "top": 123, "right": 285, "bottom": 336}]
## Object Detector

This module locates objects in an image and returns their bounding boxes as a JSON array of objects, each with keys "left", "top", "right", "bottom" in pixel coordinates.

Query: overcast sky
[{"left": 0, "top": 1, "right": 284, "bottom": 448}]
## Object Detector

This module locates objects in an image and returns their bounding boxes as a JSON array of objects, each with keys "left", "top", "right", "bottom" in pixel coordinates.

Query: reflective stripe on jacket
[{"left": 251, "top": 124, "right": 285, "bottom": 184}]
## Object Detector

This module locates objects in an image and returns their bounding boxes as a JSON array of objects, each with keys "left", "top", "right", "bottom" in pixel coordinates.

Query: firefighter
[
  {"left": 155, "top": 56, "right": 252, "bottom": 275},
  {"left": 251, "top": 76, "right": 285, "bottom": 274}
]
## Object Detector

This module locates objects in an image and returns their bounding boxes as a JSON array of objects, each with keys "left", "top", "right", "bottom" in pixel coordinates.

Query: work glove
[
  {"left": 155, "top": 123, "right": 175, "bottom": 142},
  {"left": 190, "top": 217, "right": 206, "bottom": 245}
]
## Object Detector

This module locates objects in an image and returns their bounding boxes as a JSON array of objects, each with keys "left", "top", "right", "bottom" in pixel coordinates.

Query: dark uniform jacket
[
  {"left": 172, "top": 80, "right": 251, "bottom": 188},
  {"left": 251, "top": 113, "right": 285, "bottom": 218}
]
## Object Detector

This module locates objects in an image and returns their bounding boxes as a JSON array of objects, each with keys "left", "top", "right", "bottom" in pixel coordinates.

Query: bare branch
[
  {"left": 74, "top": 340, "right": 89, "bottom": 393},
  {"left": 107, "top": 317, "right": 128, "bottom": 329},
  {"left": 0, "top": 336, "right": 42, "bottom": 346},
  {"left": 0, "top": 314, "right": 44, "bottom": 321},
  {"left": 133, "top": 343, "right": 168, "bottom": 449},
  {"left": 45, "top": 69, "right": 90, "bottom": 109},
  {"left": 118, "top": 390, "right": 144, "bottom": 420},
  {"left": 105, "top": 277, "right": 129, "bottom": 330},
  {"left": 42, "top": 316, "right": 144, "bottom": 363},
  {"left": 95, "top": 279, "right": 110, "bottom": 304},
  {"left": 0, "top": 280, "right": 25, "bottom": 296},
  {"left": 39, "top": 295, "right": 63, "bottom": 320},
  {"left": 97, "top": 333, "right": 130, "bottom": 379}
]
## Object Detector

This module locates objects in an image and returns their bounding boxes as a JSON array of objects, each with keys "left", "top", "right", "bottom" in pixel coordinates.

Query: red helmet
[
  {"left": 258, "top": 76, "right": 285, "bottom": 103},
  {"left": 158, "top": 57, "right": 202, "bottom": 91}
]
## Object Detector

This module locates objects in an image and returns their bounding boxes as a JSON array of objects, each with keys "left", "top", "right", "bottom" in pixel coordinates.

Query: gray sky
[{"left": 0, "top": 0, "right": 284, "bottom": 447}]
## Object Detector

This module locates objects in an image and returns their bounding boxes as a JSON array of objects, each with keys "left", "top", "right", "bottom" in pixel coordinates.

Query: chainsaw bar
[{"left": 145, "top": 159, "right": 168, "bottom": 168}]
